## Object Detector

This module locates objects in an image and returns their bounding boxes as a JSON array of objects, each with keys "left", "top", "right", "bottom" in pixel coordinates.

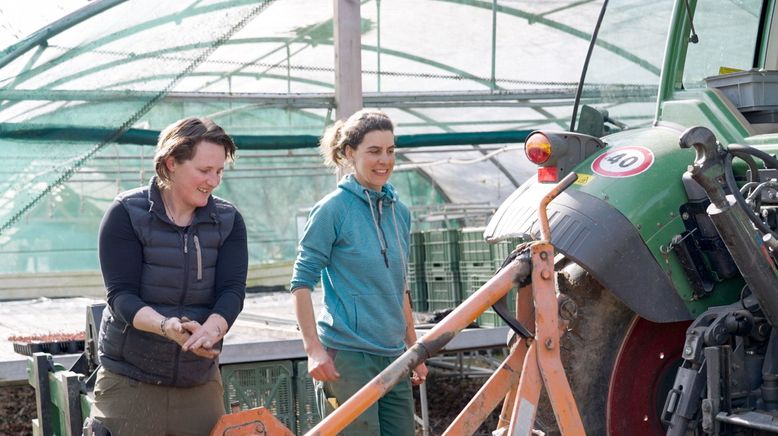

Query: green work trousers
[
  {"left": 89, "top": 366, "right": 225, "bottom": 436},
  {"left": 316, "top": 349, "right": 415, "bottom": 436}
]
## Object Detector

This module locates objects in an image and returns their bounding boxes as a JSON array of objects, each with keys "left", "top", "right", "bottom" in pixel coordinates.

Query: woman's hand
[
  {"left": 411, "top": 362, "right": 428, "bottom": 386},
  {"left": 162, "top": 317, "right": 219, "bottom": 359},
  {"left": 161, "top": 317, "right": 190, "bottom": 345},
  {"left": 179, "top": 317, "right": 222, "bottom": 359},
  {"left": 308, "top": 345, "right": 340, "bottom": 382}
]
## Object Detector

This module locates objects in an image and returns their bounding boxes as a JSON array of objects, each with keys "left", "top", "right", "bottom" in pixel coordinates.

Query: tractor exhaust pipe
[{"left": 680, "top": 126, "right": 778, "bottom": 326}]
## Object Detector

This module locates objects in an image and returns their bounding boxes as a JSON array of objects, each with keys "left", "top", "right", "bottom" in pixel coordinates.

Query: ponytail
[{"left": 319, "top": 120, "right": 346, "bottom": 167}]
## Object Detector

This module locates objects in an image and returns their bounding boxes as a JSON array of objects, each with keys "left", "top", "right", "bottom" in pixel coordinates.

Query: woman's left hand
[
  {"left": 411, "top": 362, "right": 428, "bottom": 386},
  {"left": 180, "top": 318, "right": 221, "bottom": 354}
]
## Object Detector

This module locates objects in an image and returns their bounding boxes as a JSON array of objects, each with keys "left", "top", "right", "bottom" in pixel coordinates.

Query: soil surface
[
  {"left": 1, "top": 368, "right": 500, "bottom": 436},
  {"left": 1, "top": 384, "right": 35, "bottom": 436},
  {"left": 415, "top": 372, "right": 501, "bottom": 435}
]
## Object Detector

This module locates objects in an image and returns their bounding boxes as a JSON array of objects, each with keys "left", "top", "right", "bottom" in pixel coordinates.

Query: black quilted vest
[{"left": 98, "top": 178, "right": 236, "bottom": 387}]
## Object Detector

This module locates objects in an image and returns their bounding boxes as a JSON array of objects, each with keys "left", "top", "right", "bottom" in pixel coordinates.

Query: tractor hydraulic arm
[{"left": 679, "top": 126, "right": 778, "bottom": 327}]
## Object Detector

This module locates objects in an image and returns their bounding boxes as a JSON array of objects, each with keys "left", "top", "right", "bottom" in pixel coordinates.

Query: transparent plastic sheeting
[{"left": 0, "top": 1, "right": 667, "bottom": 273}]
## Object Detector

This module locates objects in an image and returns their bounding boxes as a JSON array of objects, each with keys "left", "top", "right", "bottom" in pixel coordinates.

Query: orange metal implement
[{"left": 210, "top": 407, "right": 294, "bottom": 436}]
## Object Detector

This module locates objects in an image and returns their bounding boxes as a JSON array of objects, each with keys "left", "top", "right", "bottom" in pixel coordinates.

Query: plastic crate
[
  {"left": 424, "top": 260, "right": 459, "bottom": 277},
  {"left": 491, "top": 238, "right": 525, "bottom": 266},
  {"left": 408, "top": 264, "right": 428, "bottom": 312},
  {"left": 221, "top": 361, "right": 295, "bottom": 433},
  {"left": 423, "top": 229, "right": 460, "bottom": 264},
  {"left": 705, "top": 69, "right": 778, "bottom": 112},
  {"left": 478, "top": 310, "right": 505, "bottom": 327},
  {"left": 295, "top": 360, "right": 320, "bottom": 435},
  {"left": 426, "top": 272, "right": 461, "bottom": 312},
  {"left": 410, "top": 231, "right": 425, "bottom": 264},
  {"left": 459, "top": 227, "right": 491, "bottom": 262},
  {"left": 458, "top": 260, "right": 494, "bottom": 271},
  {"left": 479, "top": 289, "right": 518, "bottom": 327},
  {"left": 459, "top": 264, "right": 495, "bottom": 298}
]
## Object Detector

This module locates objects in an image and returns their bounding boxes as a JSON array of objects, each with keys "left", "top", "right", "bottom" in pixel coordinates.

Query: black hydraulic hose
[
  {"left": 570, "top": 0, "right": 609, "bottom": 131},
  {"left": 723, "top": 153, "right": 774, "bottom": 236},
  {"left": 727, "top": 144, "right": 778, "bottom": 169},
  {"left": 732, "top": 150, "right": 762, "bottom": 209},
  {"left": 731, "top": 151, "right": 761, "bottom": 183}
]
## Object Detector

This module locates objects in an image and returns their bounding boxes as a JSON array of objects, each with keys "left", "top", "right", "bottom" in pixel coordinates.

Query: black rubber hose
[
  {"left": 731, "top": 151, "right": 761, "bottom": 183},
  {"left": 732, "top": 151, "right": 762, "bottom": 209},
  {"left": 724, "top": 153, "right": 774, "bottom": 236},
  {"left": 728, "top": 144, "right": 778, "bottom": 169}
]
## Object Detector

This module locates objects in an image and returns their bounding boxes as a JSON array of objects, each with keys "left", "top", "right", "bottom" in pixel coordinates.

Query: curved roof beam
[
  {"left": 1, "top": 3, "right": 576, "bottom": 140},
  {"left": 0, "top": 0, "right": 260, "bottom": 88},
  {"left": 434, "top": 0, "right": 660, "bottom": 76},
  {"left": 14, "top": 36, "right": 500, "bottom": 98},
  {"left": 0, "top": 1, "right": 561, "bottom": 192},
  {"left": 0, "top": 0, "right": 128, "bottom": 70}
]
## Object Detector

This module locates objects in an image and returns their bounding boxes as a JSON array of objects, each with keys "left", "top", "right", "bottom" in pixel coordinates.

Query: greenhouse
[
  {"left": 3, "top": 0, "right": 743, "bottom": 435},
  {"left": 0, "top": 0, "right": 663, "bottom": 284}
]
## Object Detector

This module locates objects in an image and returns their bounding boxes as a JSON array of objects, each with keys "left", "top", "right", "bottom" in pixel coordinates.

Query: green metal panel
[
  {"left": 660, "top": 90, "right": 751, "bottom": 145},
  {"left": 566, "top": 125, "right": 743, "bottom": 316},
  {"left": 294, "top": 360, "right": 320, "bottom": 436},
  {"left": 221, "top": 361, "right": 296, "bottom": 433},
  {"left": 656, "top": 0, "right": 695, "bottom": 113}
]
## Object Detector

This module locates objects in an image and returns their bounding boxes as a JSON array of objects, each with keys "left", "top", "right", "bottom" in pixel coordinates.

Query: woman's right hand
[
  {"left": 162, "top": 317, "right": 219, "bottom": 359},
  {"left": 308, "top": 346, "right": 340, "bottom": 381}
]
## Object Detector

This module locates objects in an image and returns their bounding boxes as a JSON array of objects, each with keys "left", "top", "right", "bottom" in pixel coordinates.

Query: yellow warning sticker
[
  {"left": 574, "top": 173, "right": 594, "bottom": 185},
  {"left": 719, "top": 66, "right": 743, "bottom": 75}
]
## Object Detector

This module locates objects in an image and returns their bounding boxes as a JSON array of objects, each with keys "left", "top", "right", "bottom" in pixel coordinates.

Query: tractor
[{"left": 484, "top": 0, "right": 778, "bottom": 434}]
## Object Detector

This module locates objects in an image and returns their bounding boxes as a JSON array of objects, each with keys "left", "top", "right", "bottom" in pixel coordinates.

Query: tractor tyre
[{"left": 532, "top": 262, "right": 688, "bottom": 436}]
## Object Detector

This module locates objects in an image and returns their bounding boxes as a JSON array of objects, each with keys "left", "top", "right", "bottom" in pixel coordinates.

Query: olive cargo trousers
[{"left": 316, "top": 349, "right": 415, "bottom": 436}]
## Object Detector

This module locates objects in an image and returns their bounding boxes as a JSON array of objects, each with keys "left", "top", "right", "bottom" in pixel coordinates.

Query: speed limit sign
[{"left": 591, "top": 146, "right": 654, "bottom": 178}]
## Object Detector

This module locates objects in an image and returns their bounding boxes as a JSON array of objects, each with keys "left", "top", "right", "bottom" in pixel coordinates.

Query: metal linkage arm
[{"left": 305, "top": 255, "right": 531, "bottom": 435}]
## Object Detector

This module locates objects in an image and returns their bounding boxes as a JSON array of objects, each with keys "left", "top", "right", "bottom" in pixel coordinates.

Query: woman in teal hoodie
[{"left": 291, "top": 109, "right": 428, "bottom": 435}]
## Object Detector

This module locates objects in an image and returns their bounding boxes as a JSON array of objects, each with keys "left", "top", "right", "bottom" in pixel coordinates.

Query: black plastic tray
[{"left": 12, "top": 340, "right": 85, "bottom": 356}]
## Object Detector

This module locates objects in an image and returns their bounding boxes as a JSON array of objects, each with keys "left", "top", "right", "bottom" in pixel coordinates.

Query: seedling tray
[{"left": 13, "top": 339, "right": 85, "bottom": 356}]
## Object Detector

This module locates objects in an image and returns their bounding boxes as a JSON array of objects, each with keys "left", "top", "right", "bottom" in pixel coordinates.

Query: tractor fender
[{"left": 485, "top": 182, "right": 692, "bottom": 323}]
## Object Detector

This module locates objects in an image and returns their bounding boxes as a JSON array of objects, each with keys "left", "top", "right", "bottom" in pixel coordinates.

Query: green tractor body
[{"left": 486, "top": 0, "right": 778, "bottom": 433}]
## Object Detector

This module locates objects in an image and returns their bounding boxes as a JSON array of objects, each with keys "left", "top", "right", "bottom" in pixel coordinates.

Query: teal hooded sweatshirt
[{"left": 291, "top": 174, "right": 411, "bottom": 356}]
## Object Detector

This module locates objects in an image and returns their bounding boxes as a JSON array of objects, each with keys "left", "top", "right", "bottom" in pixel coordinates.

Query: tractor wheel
[
  {"left": 532, "top": 263, "right": 688, "bottom": 435},
  {"left": 606, "top": 315, "right": 689, "bottom": 435}
]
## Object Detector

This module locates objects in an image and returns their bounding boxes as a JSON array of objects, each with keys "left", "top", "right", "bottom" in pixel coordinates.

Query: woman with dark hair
[
  {"left": 291, "top": 109, "right": 427, "bottom": 435},
  {"left": 90, "top": 117, "right": 248, "bottom": 435}
]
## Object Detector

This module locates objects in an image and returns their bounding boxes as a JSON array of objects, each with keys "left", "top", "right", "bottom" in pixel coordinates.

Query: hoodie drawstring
[
  {"left": 389, "top": 202, "right": 409, "bottom": 290},
  {"left": 365, "top": 190, "right": 390, "bottom": 268}
]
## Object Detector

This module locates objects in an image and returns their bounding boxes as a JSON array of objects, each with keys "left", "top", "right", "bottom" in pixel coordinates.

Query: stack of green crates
[
  {"left": 408, "top": 231, "right": 427, "bottom": 311},
  {"left": 483, "top": 237, "right": 525, "bottom": 326},
  {"left": 492, "top": 237, "right": 524, "bottom": 267},
  {"left": 221, "top": 361, "right": 296, "bottom": 432},
  {"left": 459, "top": 227, "right": 495, "bottom": 300},
  {"left": 458, "top": 230, "right": 525, "bottom": 327},
  {"left": 423, "top": 229, "right": 461, "bottom": 311}
]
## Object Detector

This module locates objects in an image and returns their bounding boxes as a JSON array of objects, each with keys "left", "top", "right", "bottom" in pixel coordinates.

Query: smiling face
[
  {"left": 165, "top": 140, "right": 227, "bottom": 209},
  {"left": 345, "top": 129, "right": 396, "bottom": 191}
]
